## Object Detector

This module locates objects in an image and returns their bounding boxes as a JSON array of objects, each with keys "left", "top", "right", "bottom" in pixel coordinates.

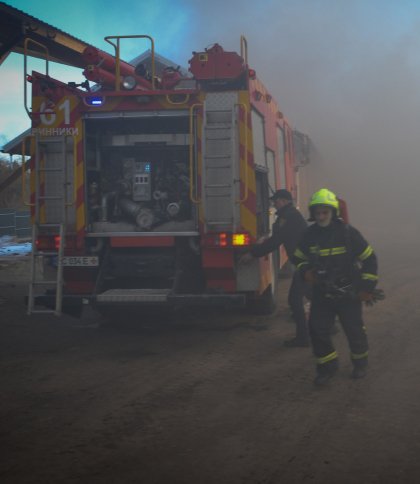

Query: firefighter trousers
[
  {"left": 288, "top": 270, "right": 309, "bottom": 342},
  {"left": 308, "top": 292, "right": 368, "bottom": 373}
]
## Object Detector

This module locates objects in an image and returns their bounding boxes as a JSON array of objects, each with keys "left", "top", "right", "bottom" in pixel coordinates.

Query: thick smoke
[{"left": 176, "top": 0, "right": 420, "bottom": 243}]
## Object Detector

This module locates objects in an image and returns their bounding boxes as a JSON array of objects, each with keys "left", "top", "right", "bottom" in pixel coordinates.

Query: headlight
[{"left": 122, "top": 75, "right": 137, "bottom": 90}]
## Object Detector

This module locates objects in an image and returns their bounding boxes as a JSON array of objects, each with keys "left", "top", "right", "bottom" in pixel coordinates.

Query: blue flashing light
[
  {"left": 86, "top": 96, "right": 104, "bottom": 106},
  {"left": 144, "top": 163, "right": 151, "bottom": 173}
]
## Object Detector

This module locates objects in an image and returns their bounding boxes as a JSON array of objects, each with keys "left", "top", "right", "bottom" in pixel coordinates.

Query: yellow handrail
[
  {"left": 65, "top": 135, "right": 77, "bottom": 207},
  {"left": 22, "top": 136, "right": 35, "bottom": 207},
  {"left": 105, "top": 35, "right": 155, "bottom": 91},
  {"left": 24, "top": 38, "right": 49, "bottom": 118},
  {"left": 236, "top": 103, "right": 249, "bottom": 203},
  {"left": 189, "top": 103, "right": 202, "bottom": 204},
  {"left": 240, "top": 35, "right": 248, "bottom": 65}
]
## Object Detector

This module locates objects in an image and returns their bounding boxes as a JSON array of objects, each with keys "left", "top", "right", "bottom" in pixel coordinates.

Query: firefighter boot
[
  {"left": 351, "top": 358, "right": 368, "bottom": 379},
  {"left": 314, "top": 358, "right": 339, "bottom": 386}
]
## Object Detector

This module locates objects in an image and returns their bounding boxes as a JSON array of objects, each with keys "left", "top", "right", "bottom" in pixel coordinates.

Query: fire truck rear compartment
[
  {"left": 85, "top": 114, "right": 196, "bottom": 233},
  {"left": 42, "top": 113, "right": 247, "bottom": 312}
]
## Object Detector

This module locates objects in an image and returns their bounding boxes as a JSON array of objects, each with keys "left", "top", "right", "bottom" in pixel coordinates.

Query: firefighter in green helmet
[{"left": 292, "top": 188, "right": 379, "bottom": 385}]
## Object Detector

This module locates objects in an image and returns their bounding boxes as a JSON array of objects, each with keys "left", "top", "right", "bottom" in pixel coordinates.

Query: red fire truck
[{"left": 24, "top": 35, "right": 312, "bottom": 317}]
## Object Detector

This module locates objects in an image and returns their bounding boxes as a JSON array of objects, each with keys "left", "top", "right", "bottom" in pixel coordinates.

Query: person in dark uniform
[
  {"left": 293, "top": 188, "right": 378, "bottom": 385},
  {"left": 241, "top": 189, "right": 309, "bottom": 347}
]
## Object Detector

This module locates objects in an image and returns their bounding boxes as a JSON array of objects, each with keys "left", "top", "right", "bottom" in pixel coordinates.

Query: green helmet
[{"left": 308, "top": 188, "right": 339, "bottom": 212}]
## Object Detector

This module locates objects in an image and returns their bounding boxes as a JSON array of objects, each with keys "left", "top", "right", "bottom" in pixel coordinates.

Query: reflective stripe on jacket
[{"left": 292, "top": 219, "right": 378, "bottom": 292}]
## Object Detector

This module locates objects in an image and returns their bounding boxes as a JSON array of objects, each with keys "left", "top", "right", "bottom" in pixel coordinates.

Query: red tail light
[
  {"left": 219, "top": 233, "right": 228, "bottom": 247},
  {"left": 35, "top": 236, "right": 77, "bottom": 250},
  {"left": 36, "top": 236, "right": 56, "bottom": 250},
  {"left": 203, "top": 233, "right": 251, "bottom": 248}
]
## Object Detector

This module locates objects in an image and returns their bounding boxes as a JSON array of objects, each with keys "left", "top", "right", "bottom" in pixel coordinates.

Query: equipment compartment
[{"left": 85, "top": 115, "right": 196, "bottom": 233}]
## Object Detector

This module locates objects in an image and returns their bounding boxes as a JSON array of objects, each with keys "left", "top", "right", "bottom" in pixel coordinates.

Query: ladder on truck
[
  {"left": 201, "top": 92, "right": 243, "bottom": 233},
  {"left": 27, "top": 136, "right": 73, "bottom": 316}
]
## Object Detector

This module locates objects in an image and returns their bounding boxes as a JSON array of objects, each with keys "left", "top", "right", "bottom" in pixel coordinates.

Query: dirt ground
[{"left": 1, "top": 239, "right": 420, "bottom": 484}]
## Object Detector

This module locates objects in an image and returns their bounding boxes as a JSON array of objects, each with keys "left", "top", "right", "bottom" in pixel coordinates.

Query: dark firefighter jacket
[
  {"left": 292, "top": 219, "right": 378, "bottom": 293},
  {"left": 250, "top": 203, "right": 307, "bottom": 260}
]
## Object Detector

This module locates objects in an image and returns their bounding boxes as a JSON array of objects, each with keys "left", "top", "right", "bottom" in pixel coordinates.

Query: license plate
[{"left": 61, "top": 256, "right": 99, "bottom": 267}]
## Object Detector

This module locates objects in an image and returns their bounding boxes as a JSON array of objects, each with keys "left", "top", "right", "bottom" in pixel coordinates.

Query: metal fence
[{"left": 0, "top": 209, "right": 31, "bottom": 238}]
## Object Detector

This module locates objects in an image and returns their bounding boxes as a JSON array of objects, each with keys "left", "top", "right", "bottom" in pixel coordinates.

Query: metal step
[
  {"left": 96, "top": 288, "right": 171, "bottom": 303},
  {"left": 37, "top": 195, "right": 65, "bottom": 201},
  {"left": 206, "top": 109, "right": 232, "bottom": 113},
  {"left": 205, "top": 154, "right": 232, "bottom": 160},
  {"left": 205, "top": 165, "right": 232, "bottom": 170},
  {"left": 39, "top": 167, "right": 64, "bottom": 172},
  {"left": 205, "top": 136, "right": 231, "bottom": 141},
  {"left": 204, "top": 183, "right": 232, "bottom": 188},
  {"left": 38, "top": 137, "right": 69, "bottom": 144},
  {"left": 206, "top": 220, "right": 233, "bottom": 225},
  {"left": 205, "top": 124, "right": 232, "bottom": 130}
]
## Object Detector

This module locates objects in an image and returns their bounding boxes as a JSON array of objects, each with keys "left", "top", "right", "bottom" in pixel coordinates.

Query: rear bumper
[
  {"left": 93, "top": 289, "right": 245, "bottom": 307},
  {"left": 33, "top": 290, "right": 246, "bottom": 316}
]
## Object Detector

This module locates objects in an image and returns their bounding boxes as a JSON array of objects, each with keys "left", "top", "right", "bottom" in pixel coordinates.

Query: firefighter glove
[
  {"left": 369, "top": 288, "right": 385, "bottom": 305},
  {"left": 359, "top": 288, "right": 385, "bottom": 306},
  {"left": 358, "top": 291, "right": 374, "bottom": 302}
]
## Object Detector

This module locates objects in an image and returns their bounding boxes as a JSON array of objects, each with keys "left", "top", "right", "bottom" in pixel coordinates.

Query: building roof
[
  {"left": 0, "top": 1, "right": 190, "bottom": 76},
  {"left": 2, "top": 129, "right": 31, "bottom": 155},
  {"left": 0, "top": 1, "right": 94, "bottom": 68}
]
